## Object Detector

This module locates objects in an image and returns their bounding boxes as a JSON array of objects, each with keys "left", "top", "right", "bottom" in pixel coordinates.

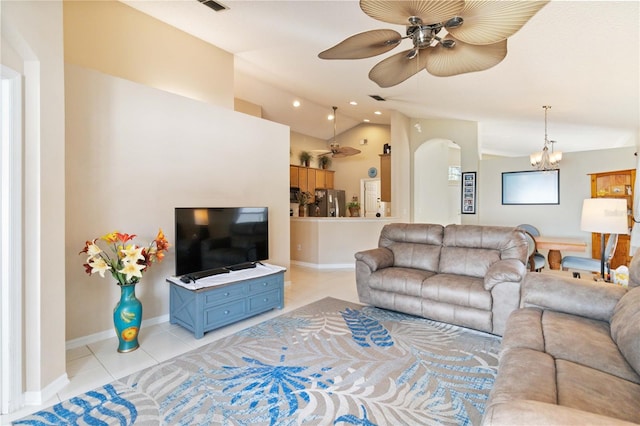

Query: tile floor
[{"left": 1, "top": 266, "right": 359, "bottom": 424}]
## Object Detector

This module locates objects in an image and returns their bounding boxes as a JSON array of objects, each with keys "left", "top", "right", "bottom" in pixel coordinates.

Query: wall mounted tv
[
  {"left": 175, "top": 207, "right": 269, "bottom": 276},
  {"left": 502, "top": 170, "right": 560, "bottom": 205}
]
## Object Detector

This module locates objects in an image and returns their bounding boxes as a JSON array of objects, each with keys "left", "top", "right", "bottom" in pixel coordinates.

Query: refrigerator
[{"left": 314, "top": 189, "right": 346, "bottom": 217}]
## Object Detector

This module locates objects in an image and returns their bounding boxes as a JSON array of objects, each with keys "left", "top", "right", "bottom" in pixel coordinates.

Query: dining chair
[
  {"left": 521, "top": 230, "right": 546, "bottom": 272},
  {"left": 561, "top": 233, "right": 619, "bottom": 276}
]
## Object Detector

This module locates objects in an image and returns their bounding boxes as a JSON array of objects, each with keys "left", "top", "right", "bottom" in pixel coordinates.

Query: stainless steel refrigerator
[{"left": 315, "top": 189, "right": 346, "bottom": 217}]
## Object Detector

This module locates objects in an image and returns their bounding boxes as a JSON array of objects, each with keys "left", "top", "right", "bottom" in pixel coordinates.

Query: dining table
[{"left": 533, "top": 236, "right": 588, "bottom": 270}]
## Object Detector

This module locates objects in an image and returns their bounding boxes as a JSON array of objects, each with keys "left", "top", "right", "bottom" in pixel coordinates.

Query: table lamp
[{"left": 580, "top": 198, "right": 629, "bottom": 280}]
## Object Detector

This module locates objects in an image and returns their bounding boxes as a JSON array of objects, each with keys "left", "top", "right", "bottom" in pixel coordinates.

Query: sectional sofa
[{"left": 482, "top": 253, "right": 640, "bottom": 425}]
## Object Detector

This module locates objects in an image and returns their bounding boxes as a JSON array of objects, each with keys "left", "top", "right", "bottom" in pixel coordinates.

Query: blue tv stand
[{"left": 168, "top": 265, "right": 285, "bottom": 338}]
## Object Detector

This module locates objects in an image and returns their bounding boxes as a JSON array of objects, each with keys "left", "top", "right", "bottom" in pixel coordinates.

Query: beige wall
[
  {"left": 478, "top": 146, "right": 636, "bottom": 258},
  {"left": 63, "top": 0, "right": 234, "bottom": 109},
  {"left": 65, "top": 65, "right": 290, "bottom": 340},
  {"left": 2, "top": 0, "right": 67, "bottom": 401}
]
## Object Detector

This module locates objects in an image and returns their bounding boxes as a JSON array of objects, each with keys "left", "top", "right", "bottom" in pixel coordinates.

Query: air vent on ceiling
[
  {"left": 369, "top": 95, "right": 386, "bottom": 101},
  {"left": 197, "top": 0, "right": 229, "bottom": 12}
]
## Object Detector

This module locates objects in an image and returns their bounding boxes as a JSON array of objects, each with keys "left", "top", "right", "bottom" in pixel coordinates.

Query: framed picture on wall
[{"left": 462, "top": 172, "right": 476, "bottom": 214}]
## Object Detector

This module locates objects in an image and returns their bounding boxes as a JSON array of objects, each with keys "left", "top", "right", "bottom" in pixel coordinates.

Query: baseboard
[
  {"left": 290, "top": 260, "right": 355, "bottom": 270},
  {"left": 65, "top": 314, "right": 170, "bottom": 350},
  {"left": 23, "top": 373, "right": 69, "bottom": 406}
]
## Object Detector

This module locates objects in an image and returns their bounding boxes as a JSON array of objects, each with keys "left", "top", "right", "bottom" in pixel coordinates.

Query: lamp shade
[{"left": 580, "top": 198, "right": 629, "bottom": 234}]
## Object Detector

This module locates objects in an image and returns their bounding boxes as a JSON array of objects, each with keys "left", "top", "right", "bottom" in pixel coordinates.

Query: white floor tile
[{"left": 5, "top": 265, "right": 358, "bottom": 421}]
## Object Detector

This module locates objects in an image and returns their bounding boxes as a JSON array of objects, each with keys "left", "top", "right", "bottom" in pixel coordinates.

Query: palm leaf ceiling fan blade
[
  {"left": 318, "top": 29, "right": 403, "bottom": 60},
  {"left": 448, "top": 0, "right": 550, "bottom": 45},
  {"left": 426, "top": 37, "right": 507, "bottom": 76},
  {"left": 360, "top": 0, "right": 464, "bottom": 25},
  {"left": 369, "top": 48, "right": 430, "bottom": 88}
]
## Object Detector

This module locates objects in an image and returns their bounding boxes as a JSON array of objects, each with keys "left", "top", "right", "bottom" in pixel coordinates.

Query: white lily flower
[{"left": 89, "top": 257, "right": 111, "bottom": 278}]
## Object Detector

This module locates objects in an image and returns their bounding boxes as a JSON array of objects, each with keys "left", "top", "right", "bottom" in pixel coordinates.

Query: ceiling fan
[
  {"left": 319, "top": 0, "right": 549, "bottom": 88},
  {"left": 315, "top": 106, "right": 362, "bottom": 158}
]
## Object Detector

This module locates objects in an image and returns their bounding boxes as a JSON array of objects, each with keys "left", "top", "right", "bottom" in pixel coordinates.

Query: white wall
[
  {"left": 65, "top": 65, "right": 290, "bottom": 340},
  {"left": 478, "top": 146, "right": 636, "bottom": 257}
]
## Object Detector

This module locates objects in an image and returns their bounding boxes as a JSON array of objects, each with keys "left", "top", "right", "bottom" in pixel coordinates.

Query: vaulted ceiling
[{"left": 124, "top": 0, "right": 639, "bottom": 157}]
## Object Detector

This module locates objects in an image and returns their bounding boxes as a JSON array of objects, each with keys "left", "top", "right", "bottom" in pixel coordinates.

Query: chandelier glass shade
[{"left": 530, "top": 106, "right": 562, "bottom": 170}]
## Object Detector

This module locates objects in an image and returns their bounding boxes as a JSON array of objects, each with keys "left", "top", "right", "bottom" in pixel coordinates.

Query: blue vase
[{"left": 113, "top": 283, "right": 142, "bottom": 353}]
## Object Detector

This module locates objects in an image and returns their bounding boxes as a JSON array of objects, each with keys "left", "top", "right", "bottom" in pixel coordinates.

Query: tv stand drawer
[{"left": 169, "top": 269, "right": 285, "bottom": 338}]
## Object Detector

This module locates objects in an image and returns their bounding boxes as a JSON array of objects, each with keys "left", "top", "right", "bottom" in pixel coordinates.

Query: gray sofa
[
  {"left": 483, "top": 255, "right": 640, "bottom": 425},
  {"left": 355, "top": 223, "right": 528, "bottom": 336}
]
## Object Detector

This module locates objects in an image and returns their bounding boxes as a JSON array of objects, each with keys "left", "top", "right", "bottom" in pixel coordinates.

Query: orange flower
[{"left": 116, "top": 232, "right": 136, "bottom": 243}]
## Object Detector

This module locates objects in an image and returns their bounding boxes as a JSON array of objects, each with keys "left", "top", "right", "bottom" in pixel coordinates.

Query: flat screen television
[
  {"left": 502, "top": 170, "right": 560, "bottom": 205},
  {"left": 175, "top": 207, "right": 269, "bottom": 276}
]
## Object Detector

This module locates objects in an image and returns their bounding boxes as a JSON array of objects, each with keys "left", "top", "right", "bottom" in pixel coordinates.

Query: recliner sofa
[
  {"left": 482, "top": 254, "right": 640, "bottom": 425},
  {"left": 355, "top": 223, "right": 528, "bottom": 336}
]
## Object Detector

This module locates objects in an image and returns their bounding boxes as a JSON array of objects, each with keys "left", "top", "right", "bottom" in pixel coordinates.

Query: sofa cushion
[
  {"left": 379, "top": 223, "right": 444, "bottom": 247},
  {"left": 387, "top": 242, "right": 441, "bottom": 271},
  {"left": 368, "top": 267, "right": 436, "bottom": 297},
  {"left": 556, "top": 359, "right": 640, "bottom": 424},
  {"left": 611, "top": 286, "right": 640, "bottom": 375},
  {"left": 422, "top": 274, "right": 492, "bottom": 310},
  {"left": 443, "top": 224, "right": 528, "bottom": 261},
  {"left": 543, "top": 310, "right": 640, "bottom": 384},
  {"left": 439, "top": 247, "right": 501, "bottom": 278},
  {"left": 487, "top": 347, "right": 557, "bottom": 406}
]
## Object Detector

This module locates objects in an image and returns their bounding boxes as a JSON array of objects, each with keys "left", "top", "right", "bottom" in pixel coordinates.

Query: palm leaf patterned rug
[{"left": 15, "top": 297, "right": 500, "bottom": 425}]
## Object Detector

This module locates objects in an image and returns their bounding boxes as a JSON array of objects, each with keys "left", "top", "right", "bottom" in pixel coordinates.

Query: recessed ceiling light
[
  {"left": 349, "top": 101, "right": 358, "bottom": 106},
  {"left": 363, "top": 119, "right": 370, "bottom": 122},
  {"left": 374, "top": 111, "right": 382, "bottom": 115},
  {"left": 328, "top": 113, "right": 334, "bottom": 121},
  {"left": 292, "top": 100, "right": 301, "bottom": 108}
]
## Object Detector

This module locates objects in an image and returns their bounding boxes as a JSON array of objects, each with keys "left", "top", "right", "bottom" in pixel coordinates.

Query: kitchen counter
[{"left": 290, "top": 216, "right": 394, "bottom": 268}]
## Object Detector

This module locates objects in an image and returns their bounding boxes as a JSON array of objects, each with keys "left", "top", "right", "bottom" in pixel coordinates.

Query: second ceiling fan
[
  {"left": 319, "top": 0, "right": 549, "bottom": 88},
  {"left": 315, "top": 106, "right": 361, "bottom": 158}
]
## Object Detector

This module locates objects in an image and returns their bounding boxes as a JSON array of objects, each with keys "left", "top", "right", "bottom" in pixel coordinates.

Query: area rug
[{"left": 15, "top": 297, "right": 501, "bottom": 425}]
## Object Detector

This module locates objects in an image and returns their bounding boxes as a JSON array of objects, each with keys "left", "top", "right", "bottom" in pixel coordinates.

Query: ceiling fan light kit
[{"left": 319, "top": 0, "right": 549, "bottom": 87}]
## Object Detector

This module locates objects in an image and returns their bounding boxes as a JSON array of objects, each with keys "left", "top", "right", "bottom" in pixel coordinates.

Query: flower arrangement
[
  {"left": 296, "top": 191, "right": 313, "bottom": 205},
  {"left": 80, "top": 229, "right": 170, "bottom": 286}
]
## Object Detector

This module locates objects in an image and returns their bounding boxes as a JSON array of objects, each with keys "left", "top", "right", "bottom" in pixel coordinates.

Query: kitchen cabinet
[
  {"left": 325, "top": 170, "right": 334, "bottom": 189},
  {"left": 380, "top": 154, "right": 391, "bottom": 202},
  {"left": 290, "top": 165, "right": 335, "bottom": 193},
  {"left": 589, "top": 168, "right": 635, "bottom": 268},
  {"left": 316, "top": 169, "right": 326, "bottom": 189},
  {"left": 289, "top": 166, "right": 299, "bottom": 187},
  {"left": 298, "top": 167, "right": 308, "bottom": 193}
]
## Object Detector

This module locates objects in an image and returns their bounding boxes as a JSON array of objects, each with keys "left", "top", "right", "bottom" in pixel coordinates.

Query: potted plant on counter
[{"left": 348, "top": 196, "right": 361, "bottom": 217}]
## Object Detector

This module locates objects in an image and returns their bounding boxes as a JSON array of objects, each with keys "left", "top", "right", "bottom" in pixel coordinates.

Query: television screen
[
  {"left": 175, "top": 207, "right": 269, "bottom": 276},
  {"left": 502, "top": 170, "right": 560, "bottom": 205}
]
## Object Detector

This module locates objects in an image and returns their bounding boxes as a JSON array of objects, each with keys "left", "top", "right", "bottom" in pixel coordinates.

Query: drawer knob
[
  {"left": 263, "top": 298, "right": 268, "bottom": 302},
  {"left": 262, "top": 282, "right": 267, "bottom": 286},
  {"left": 224, "top": 292, "right": 230, "bottom": 296},
  {"left": 224, "top": 310, "right": 230, "bottom": 315}
]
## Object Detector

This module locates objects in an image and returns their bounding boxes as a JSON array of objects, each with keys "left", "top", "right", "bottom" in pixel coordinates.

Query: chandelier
[{"left": 530, "top": 106, "right": 562, "bottom": 170}]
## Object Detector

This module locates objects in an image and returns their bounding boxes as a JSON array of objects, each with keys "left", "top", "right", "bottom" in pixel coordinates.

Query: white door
[{"left": 361, "top": 178, "right": 381, "bottom": 218}]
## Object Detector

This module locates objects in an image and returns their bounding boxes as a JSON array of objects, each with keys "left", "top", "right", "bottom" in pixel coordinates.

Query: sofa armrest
[
  {"left": 483, "top": 400, "right": 638, "bottom": 426},
  {"left": 521, "top": 273, "right": 628, "bottom": 322},
  {"left": 354, "top": 247, "right": 394, "bottom": 272},
  {"left": 484, "top": 259, "right": 526, "bottom": 291}
]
